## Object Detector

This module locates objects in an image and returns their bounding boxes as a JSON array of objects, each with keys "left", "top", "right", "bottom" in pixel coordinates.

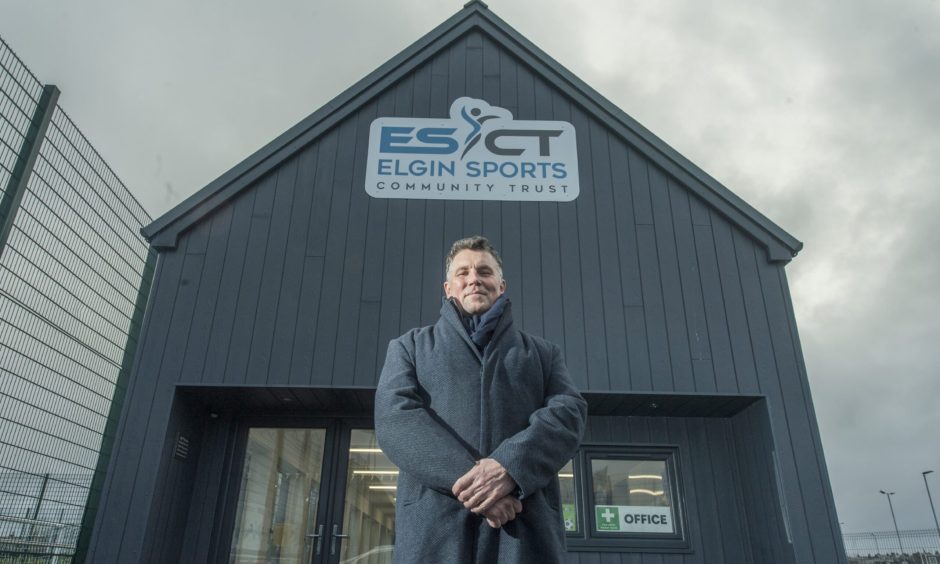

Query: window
[
  {"left": 558, "top": 460, "right": 579, "bottom": 533},
  {"left": 562, "top": 445, "right": 689, "bottom": 552}
]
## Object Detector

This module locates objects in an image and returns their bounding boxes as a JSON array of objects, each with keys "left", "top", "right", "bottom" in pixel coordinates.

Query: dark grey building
[{"left": 86, "top": 3, "right": 845, "bottom": 563}]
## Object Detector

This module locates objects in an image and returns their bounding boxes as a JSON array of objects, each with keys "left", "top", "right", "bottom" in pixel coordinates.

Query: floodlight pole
[
  {"left": 923, "top": 471, "right": 940, "bottom": 541},
  {"left": 879, "top": 490, "right": 904, "bottom": 554}
]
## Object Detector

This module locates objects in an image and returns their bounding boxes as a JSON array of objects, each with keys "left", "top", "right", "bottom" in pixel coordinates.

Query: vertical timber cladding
[{"left": 87, "top": 3, "right": 845, "bottom": 564}]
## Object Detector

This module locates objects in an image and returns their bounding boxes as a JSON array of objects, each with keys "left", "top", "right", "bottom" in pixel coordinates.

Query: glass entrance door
[
  {"left": 227, "top": 423, "right": 397, "bottom": 564},
  {"left": 229, "top": 427, "right": 329, "bottom": 564},
  {"left": 335, "top": 429, "right": 396, "bottom": 564}
]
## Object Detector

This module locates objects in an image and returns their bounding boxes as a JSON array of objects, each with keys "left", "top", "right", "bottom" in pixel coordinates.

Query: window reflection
[
  {"left": 558, "top": 460, "right": 578, "bottom": 533},
  {"left": 591, "top": 459, "right": 670, "bottom": 507},
  {"left": 339, "top": 429, "right": 397, "bottom": 564},
  {"left": 229, "top": 428, "right": 326, "bottom": 564}
]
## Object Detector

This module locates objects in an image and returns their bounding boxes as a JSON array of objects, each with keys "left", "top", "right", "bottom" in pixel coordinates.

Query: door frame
[
  {"left": 213, "top": 415, "right": 375, "bottom": 564},
  {"left": 320, "top": 419, "right": 378, "bottom": 564}
]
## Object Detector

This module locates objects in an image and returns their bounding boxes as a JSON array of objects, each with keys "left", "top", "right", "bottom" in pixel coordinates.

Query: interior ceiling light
[{"left": 629, "top": 489, "right": 665, "bottom": 496}]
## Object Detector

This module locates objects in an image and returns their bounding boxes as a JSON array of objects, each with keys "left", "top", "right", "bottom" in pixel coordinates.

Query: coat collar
[{"left": 440, "top": 297, "right": 514, "bottom": 360}]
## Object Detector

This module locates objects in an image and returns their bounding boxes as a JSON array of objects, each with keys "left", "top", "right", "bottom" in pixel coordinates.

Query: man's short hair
[{"left": 444, "top": 236, "right": 504, "bottom": 280}]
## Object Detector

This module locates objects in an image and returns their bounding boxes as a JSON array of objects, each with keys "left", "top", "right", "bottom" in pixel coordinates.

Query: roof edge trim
[
  {"left": 144, "top": 2, "right": 802, "bottom": 262},
  {"left": 143, "top": 5, "right": 488, "bottom": 247}
]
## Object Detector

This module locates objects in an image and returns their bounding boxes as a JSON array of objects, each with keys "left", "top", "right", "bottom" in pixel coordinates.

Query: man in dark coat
[{"left": 375, "top": 236, "right": 587, "bottom": 563}]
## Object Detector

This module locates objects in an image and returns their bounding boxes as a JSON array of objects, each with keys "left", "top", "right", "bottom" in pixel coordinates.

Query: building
[{"left": 85, "top": 3, "right": 845, "bottom": 562}]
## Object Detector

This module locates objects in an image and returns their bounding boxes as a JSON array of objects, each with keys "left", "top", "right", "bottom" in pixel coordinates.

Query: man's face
[{"left": 444, "top": 249, "right": 507, "bottom": 316}]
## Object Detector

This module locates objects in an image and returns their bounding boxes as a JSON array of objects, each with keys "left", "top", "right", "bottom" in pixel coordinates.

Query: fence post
[
  {"left": 0, "top": 84, "right": 59, "bottom": 257},
  {"left": 73, "top": 246, "right": 158, "bottom": 563}
]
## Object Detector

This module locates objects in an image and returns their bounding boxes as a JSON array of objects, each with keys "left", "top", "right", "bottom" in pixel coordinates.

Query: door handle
[
  {"left": 330, "top": 523, "right": 349, "bottom": 555},
  {"left": 305, "top": 524, "right": 324, "bottom": 555}
]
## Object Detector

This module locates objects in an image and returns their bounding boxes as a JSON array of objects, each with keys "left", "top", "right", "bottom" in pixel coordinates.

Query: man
[{"left": 375, "top": 236, "right": 587, "bottom": 563}]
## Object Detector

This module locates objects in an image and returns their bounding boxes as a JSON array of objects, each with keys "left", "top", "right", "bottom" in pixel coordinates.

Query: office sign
[
  {"left": 366, "top": 97, "right": 579, "bottom": 201},
  {"left": 595, "top": 505, "right": 674, "bottom": 534}
]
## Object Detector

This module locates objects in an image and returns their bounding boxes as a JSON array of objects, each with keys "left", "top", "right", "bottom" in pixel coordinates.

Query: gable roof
[{"left": 143, "top": 0, "right": 802, "bottom": 262}]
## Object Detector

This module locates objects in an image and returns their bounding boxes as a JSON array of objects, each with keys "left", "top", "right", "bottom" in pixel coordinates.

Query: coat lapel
[
  {"left": 440, "top": 299, "right": 483, "bottom": 362},
  {"left": 486, "top": 300, "right": 514, "bottom": 351}
]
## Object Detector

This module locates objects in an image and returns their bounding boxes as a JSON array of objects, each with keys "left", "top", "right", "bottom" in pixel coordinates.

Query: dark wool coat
[{"left": 375, "top": 300, "right": 587, "bottom": 564}]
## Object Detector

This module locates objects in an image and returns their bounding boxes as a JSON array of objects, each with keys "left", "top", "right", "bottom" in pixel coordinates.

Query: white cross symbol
[{"left": 601, "top": 508, "right": 615, "bottom": 523}]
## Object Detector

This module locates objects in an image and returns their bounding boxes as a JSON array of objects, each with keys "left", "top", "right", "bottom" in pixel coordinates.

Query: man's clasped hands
[{"left": 451, "top": 458, "right": 522, "bottom": 528}]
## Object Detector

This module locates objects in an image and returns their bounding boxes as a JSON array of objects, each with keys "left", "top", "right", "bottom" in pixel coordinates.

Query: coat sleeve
[
  {"left": 489, "top": 343, "right": 587, "bottom": 498},
  {"left": 374, "top": 337, "right": 477, "bottom": 496}
]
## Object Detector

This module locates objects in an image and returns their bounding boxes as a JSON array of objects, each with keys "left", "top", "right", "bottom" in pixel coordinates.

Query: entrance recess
[{"left": 227, "top": 421, "right": 397, "bottom": 564}]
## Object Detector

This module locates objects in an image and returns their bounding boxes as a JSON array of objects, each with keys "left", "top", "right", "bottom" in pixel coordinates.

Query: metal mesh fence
[
  {"left": 0, "top": 472, "right": 90, "bottom": 563},
  {"left": 0, "top": 38, "right": 42, "bottom": 221},
  {"left": 0, "top": 35, "right": 153, "bottom": 563},
  {"left": 844, "top": 529, "right": 940, "bottom": 558}
]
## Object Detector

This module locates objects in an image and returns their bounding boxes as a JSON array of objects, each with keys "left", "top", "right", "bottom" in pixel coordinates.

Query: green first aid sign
[{"left": 595, "top": 506, "right": 621, "bottom": 531}]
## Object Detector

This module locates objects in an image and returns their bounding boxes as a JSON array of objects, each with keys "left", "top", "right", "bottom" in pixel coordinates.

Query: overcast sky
[{"left": 2, "top": 0, "right": 938, "bottom": 535}]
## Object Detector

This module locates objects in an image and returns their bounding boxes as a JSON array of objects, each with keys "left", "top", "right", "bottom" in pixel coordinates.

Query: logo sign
[
  {"left": 595, "top": 505, "right": 674, "bottom": 534},
  {"left": 365, "top": 97, "right": 579, "bottom": 201}
]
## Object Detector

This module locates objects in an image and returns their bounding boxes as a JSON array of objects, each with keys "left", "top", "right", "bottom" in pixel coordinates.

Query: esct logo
[
  {"left": 365, "top": 97, "right": 580, "bottom": 202},
  {"left": 376, "top": 97, "right": 566, "bottom": 160}
]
